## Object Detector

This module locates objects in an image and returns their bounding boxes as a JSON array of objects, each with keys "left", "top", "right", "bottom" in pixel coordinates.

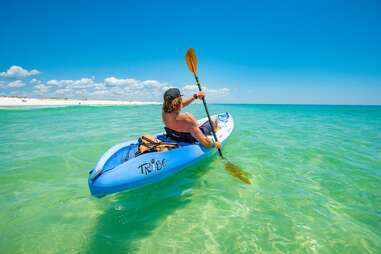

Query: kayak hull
[{"left": 88, "top": 112, "right": 233, "bottom": 197}]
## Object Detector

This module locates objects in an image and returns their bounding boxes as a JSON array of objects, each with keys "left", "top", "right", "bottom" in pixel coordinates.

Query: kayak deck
[{"left": 100, "top": 134, "right": 194, "bottom": 173}]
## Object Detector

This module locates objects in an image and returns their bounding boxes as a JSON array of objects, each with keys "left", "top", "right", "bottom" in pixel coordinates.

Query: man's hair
[{"left": 163, "top": 97, "right": 182, "bottom": 113}]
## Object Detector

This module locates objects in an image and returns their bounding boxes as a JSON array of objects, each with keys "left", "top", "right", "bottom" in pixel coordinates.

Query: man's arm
[
  {"left": 181, "top": 95, "right": 195, "bottom": 108},
  {"left": 182, "top": 91, "right": 205, "bottom": 108},
  {"left": 186, "top": 117, "right": 221, "bottom": 149}
]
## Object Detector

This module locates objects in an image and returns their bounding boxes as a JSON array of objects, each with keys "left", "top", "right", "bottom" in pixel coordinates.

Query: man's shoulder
[{"left": 178, "top": 112, "right": 197, "bottom": 125}]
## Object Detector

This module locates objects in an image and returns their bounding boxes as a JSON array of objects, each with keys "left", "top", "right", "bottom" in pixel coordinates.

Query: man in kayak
[{"left": 162, "top": 88, "right": 221, "bottom": 149}]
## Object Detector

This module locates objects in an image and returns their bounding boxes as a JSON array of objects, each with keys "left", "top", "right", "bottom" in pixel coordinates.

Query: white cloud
[
  {"left": 183, "top": 84, "right": 198, "bottom": 92},
  {"left": 46, "top": 80, "right": 61, "bottom": 86},
  {"left": 33, "top": 84, "right": 49, "bottom": 93},
  {"left": 142, "top": 80, "right": 162, "bottom": 88},
  {"left": 100, "top": 76, "right": 174, "bottom": 100},
  {"left": 0, "top": 66, "right": 230, "bottom": 101},
  {"left": 7, "top": 80, "right": 25, "bottom": 88},
  {"left": 0, "top": 66, "right": 40, "bottom": 78},
  {"left": 109, "top": 86, "right": 126, "bottom": 95},
  {"left": 92, "top": 78, "right": 230, "bottom": 100},
  {"left": 94, "top": 83, "right": 106, "bottom": 90},
  {"left": 182, "top": 84, "right": 230, "bottom": 96},
  {"left": 104, "top": 77, "right": 139, "bottom": 87},
  {"left": 91, "top": 90, "right": 110, "bottom": 96},
  {"left": 55, "top": 88, "right": 73, "bottom": 95},
  {"left": 46, "top": 77, "right": 111, "bottom": 98},
  {"left": 30, "top": 78, "right": 42, "bottom": 85},
  {"left": 142, "top": 80, "right": 158, "bottom": 85},
  {"left": 161, "top": 86, "right": 172, "bottom": 91},
  {"left": 205, "top": 87, "right": 230, "bottom": 95},
  {"left": 47, "top": 77, "right": 95, "bottom": 88}
]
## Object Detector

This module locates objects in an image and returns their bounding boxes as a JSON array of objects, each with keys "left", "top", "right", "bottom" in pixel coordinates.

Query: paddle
[{"left": 185, "top": 48, "right": 251, "bottom": 184}]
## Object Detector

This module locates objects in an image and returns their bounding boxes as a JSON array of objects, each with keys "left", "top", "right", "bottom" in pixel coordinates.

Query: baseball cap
[{"left": 163, "top": 88, "right": 182, "bottom": 101}]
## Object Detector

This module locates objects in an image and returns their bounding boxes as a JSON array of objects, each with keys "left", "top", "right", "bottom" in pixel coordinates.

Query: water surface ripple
[{"left": 0, "top": 104, "right": 380, "bottom": 253}]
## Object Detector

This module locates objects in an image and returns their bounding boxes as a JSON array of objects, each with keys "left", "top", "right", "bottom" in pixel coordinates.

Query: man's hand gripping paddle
[{"left": 185, "top": 48, "right": 251, "bottom": 184}]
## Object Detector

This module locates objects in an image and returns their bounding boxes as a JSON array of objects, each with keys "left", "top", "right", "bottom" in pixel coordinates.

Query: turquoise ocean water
[{"left": 0, "top": 104, "right": 380, "bottom": 253}]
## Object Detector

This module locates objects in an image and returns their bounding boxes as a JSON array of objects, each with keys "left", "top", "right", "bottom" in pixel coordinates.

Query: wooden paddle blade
[
  {"left": 224, "top": 161, "right": 251, "bottom": 184},
  {"left": 185, "top": 48, "right": 197, "bottom": 74}
]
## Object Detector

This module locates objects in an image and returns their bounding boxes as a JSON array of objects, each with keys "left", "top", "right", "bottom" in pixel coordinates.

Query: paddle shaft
[{"left": 193, "top": 74, "right": 224, "bottom": 158}]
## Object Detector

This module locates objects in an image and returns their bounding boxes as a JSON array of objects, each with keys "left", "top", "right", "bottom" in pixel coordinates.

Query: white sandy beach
[{"left": 0, "top": 96, "right": 159, "bottom": 107}]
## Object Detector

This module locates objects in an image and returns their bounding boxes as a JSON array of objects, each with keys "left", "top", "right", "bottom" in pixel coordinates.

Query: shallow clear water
[{"left": 1, "top": 104, "right": 380, "bottom": 253}]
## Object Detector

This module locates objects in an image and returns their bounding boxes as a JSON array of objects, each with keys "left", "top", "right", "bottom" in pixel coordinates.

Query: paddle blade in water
[
  {"left": 185, "top": 48, "right": 197, "bottom": 74},
  {"left": 224, "top": 161, "right": 251, "bottom": 184}
]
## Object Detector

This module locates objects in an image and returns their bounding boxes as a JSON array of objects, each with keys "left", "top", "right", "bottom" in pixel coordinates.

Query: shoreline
[
  {"left": 1, "top": 96, "right": 379, "bottom": 107},
  {"left": 0, "top": 96, "right": 160, "bottom": 107}
]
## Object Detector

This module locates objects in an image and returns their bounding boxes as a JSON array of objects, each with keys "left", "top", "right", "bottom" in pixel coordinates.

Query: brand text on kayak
[{"left": 138, "top": 158, "right": 167, "bottom": 175}]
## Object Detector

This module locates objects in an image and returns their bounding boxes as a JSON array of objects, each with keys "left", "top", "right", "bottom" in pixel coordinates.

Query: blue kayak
[{"left": 88, "top": 112, "right": 234, "bottom": 197}]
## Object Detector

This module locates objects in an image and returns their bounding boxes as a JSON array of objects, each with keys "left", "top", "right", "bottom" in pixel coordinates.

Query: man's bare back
[
  {"left": 162, "top": 111, "right": 196, "bottom": 132},
  {"left": 161, "top": 88, "right": 221, "bottom": 149},
  {"left": 162, "top": 111, "right": 206, "bottom": 144}
]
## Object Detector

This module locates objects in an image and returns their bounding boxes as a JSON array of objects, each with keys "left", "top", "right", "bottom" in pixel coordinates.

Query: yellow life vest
[{"left": 137, "top": 134, "right": 178, "bottom": 155}]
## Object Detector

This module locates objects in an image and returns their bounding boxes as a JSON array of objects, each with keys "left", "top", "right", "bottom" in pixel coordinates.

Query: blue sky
[{"left": 0, "top": 0, "right": 380, "bottom": 104}]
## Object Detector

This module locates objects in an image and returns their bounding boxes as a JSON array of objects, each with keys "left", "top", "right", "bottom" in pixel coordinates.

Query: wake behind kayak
[{"left": 88, "top": 112, "right": 234, "bottom": 197}]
